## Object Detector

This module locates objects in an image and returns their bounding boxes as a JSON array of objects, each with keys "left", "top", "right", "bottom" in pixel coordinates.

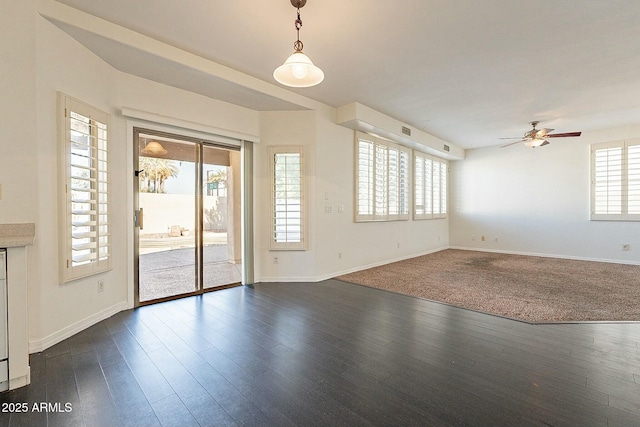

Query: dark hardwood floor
[{"left": 1, "top": 279, "right": 640, "bottom": 426}]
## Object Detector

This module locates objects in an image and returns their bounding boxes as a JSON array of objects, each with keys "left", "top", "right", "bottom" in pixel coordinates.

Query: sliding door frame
[{"left": 133, "top": 126, "right": 253, "bottom": 307}]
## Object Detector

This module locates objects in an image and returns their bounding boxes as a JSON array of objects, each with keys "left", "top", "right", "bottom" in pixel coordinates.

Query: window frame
[
  {"left": 354, "top": 131, "right": 411, "bottom": 222},
  {"left": 269, "top": 145, "right": 308, "bottom": 251},
  {"left": 58, "top": 93, "right": 112, "bottom": 283},
  {"left": 590, "top": 139, "right": 640, "bottom": 221},
  {"left": 414, "top": 150, "right": 449, "bottom": 220}
]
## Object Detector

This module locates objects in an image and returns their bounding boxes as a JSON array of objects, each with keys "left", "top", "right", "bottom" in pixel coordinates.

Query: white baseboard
[
  {"left": 29, "top": 301, "right": 129, "bottom": 353},
  {"left": 260, "top": 245, "right": 638, "bottom": 284},
  {"left": 259, "top": 246, "right": 449, "bottom": 283},
  {"left": 324, "top": 246, "right": 450, "bottom": 281},
  {"left": 449, "top": 246, "right": 640, "bottom": 266}
]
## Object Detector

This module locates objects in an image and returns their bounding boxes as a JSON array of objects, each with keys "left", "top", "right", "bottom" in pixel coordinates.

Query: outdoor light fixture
[
  {"left": 273, "top": 0, "right": 324, "bottom": 88},
  {"left": 141, "top": 140, "right": 167, "bottom": 155}
]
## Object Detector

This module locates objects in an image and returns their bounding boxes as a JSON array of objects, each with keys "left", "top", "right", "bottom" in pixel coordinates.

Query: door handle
[{"left": 135, "top": 208, "right": 144, "bottom": 230}]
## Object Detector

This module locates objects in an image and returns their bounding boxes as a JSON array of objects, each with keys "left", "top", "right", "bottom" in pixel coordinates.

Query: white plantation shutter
[
  {"left": 355, "top": 132, "right": 410, "bottom": 222},
  {"left": 628, "top": 142, "right": 640, "bottom": 218},
  {"left": 270, "top": 146, "right": 307, "bottom": 250},
  {"left": 375, "top": 144, "right": 389, "bottom": 217},
  {"left": 591, "top": 139, "right": 640, "bottom": 221},
  {"left": 399, "top": 150, "right": 410, "bottom": 216},
  {"left": 357, "top": 139, "right": 375, "bottom": 218},
  {"left": 59, "top": 94, "right": 111, "bottom": 282},
  {"left": 414, "top": 151, "right": 448, "bottom": 220}
]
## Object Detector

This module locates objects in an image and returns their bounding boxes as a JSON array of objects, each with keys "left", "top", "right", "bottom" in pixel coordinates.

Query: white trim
[
  {"left": 590, "top": 138, "right": 640, "bottom": 221},
  {"left": 29, "top": 301, "right": 128, "bottom": 353},
  {"left": 269, "top": 146, "right": 308, "bottom": 251},
  {"left": 59, "top": 93, "right": 112, "bottom": 283},
  {"left": 259, "top": 246, "right": 640, "bottom": 283},
  {"left": 121, "top": 107, "right": 258, "bottom": 145},
  {"left": 449, "top": 246, "right": 640, "bottom": 266},
  {"left": 355, "top": 131, "right": 412, "bottom": 222},
  {"left": 259, "top": 246, "right": 450, "bottom": 283}
]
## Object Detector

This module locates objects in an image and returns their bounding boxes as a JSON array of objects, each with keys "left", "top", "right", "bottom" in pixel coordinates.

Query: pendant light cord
[{"left": 294, "top": 7, "right": 304, "bottom": 52}]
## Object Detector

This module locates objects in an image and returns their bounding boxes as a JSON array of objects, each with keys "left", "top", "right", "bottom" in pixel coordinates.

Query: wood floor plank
[
  {"left": 71, "top": 350, "right": 121, "bottom": 427},
  {"left": 3, "top": 280, "right": 640, "bottom": 426},
  {"left": 149, "top": 394, "right": 199, "bottom": 427},
  {"left": 109, "top": 331, "right": 175, "bottom": 405},
  {"left": 101, "top": 362, "right": 161, "bottom": 427}
]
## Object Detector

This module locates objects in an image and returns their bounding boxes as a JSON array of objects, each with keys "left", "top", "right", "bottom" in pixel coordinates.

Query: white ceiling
[{"left": 51, "top": 0, "right": 640, "bottom": 149}]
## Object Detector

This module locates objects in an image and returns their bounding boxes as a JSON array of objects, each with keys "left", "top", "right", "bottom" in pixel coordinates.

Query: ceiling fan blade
[
  {"left": 546, "top": 132, "right": 582, "bottom": 138},
  {"left": 498, "top": 137, "right": 523, "bottom": 140},
  {"left": 540, "top": 140, "right": 550, "bottom": 146},
  {"left": 500, "top": 139, "right": 526, "bottom": 148}
]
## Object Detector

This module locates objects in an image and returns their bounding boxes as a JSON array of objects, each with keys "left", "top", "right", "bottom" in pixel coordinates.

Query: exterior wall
[{"left": 139, "top": 193, "right": 227, "bottom": 234}]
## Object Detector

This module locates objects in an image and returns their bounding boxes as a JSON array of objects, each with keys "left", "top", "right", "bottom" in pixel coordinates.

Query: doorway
[{"left": 134, "top": 128, "right": 242, "bottom": 305}]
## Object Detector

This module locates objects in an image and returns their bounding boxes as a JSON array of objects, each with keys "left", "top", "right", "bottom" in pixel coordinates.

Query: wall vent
[
  {"left": 443, "top": 144, "right": 450, "bottom": 152},
  {"left": 401, "top": 126, "right": 412, "bottom": 136}
]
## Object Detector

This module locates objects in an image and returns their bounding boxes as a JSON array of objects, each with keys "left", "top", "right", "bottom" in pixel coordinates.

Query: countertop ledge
[{"left": 0, "top": 223, "right": 36, "bottom": 247}]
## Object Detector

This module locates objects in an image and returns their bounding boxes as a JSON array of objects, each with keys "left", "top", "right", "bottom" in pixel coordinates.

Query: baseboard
[
  {"left": 259, "top": 246, "right": 449, "bottom": 283},
  {"left": 29, "top": 301, "right": 129, "bottom": 353},
  {"left": 257, "top": 276, "right": 320, "bottom": 283},
  {"left": 449, "top": 246, "right": 640, "bottom": 266}
]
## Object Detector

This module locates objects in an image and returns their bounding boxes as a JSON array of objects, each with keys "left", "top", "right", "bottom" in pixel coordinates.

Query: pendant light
[
  {"left": 273, "top": 0, "right": 324, "bottom": 88},
  {"left": 141, "top": 140, "right": 167, "bottom": 155}
]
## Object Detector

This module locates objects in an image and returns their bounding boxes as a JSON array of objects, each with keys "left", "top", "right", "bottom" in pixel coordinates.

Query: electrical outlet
[
  {"left": 273, "top": 256, "right": 279, "bottom": 264},
  {"left": 481, "top": 236, "right": 486, "bottom": 242},
  {"left": 98, "top": 280, "right": 104, "bottom": 293},
  {"left": 338, "top": 251, "right": 342, "bottom": 259},
  {"left": 622, "top": 244, "right": 630, "bottom": 251},
  {"left": 494, "top": 237, "right": 499, "bottom": 242}
]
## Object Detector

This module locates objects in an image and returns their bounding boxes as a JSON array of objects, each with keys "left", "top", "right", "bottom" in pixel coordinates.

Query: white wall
[
  {"left": 21, "top": 11, "right": 260, "bottom": 351},
  {"left": 255, "top": 110, "right": 318, "bottom": 281},
  {"left": 255, "top": 108, "right": 450, "bottom": 282},
  {"left": 313, "top": 108, "right": 450, "bottom": 278},
  {"left": 0, "top": 0, "right": 38, "bottom": 224},
  {"left": 450, "top": 126, "right": 640, "bottom": 263}
]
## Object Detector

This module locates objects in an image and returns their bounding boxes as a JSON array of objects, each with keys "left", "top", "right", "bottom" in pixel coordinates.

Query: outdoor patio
[{"left": 139, "top": 232, "right": 241, "bottom": 302}]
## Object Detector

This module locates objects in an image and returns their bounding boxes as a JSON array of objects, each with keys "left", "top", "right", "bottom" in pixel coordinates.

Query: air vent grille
[
  {"left": 444, "top": 144, "right": 450, "bottom": 152},
  {"left": 401, "top": 126, "right": 411, "bottom": 136}
]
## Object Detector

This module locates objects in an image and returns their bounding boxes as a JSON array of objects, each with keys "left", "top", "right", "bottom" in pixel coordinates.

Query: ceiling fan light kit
[
  {"left": 500, "top": 121, "right": 581, "bottom": 148},
  {"left": 273, "top": 0, "right": 324, "bottom": 88}
]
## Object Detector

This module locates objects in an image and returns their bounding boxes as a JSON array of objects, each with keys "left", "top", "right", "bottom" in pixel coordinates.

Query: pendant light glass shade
[{"left": 274, "top": 51, "right": 324, "bottom": 87}]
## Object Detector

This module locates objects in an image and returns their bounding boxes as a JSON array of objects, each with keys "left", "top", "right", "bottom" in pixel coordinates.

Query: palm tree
[
  {"left": 139, "top": 157, "right": 179, "bottom": 193},
  {"left": 206, "top": 168, "right": 227, "bottom": 196}
]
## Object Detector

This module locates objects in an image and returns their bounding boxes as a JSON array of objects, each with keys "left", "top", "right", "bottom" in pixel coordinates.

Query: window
[
  {"left": 269, "top": 146, "right": 307, "bottom": 250},
  {"left": 355, "top": 132, "right": 410, "bottom": 222},
  {"left": 414, "top": 151, "right": 448, "bottom": 219},
  {"left": 591, "top": 139, "right": 640, "bottom": 221},
  {"left": 58, "top": 94, "right": 111, "bottom": 282}
]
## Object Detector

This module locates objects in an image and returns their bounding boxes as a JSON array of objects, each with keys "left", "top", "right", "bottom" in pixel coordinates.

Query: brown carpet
[{"left": 336, "top": 249, "right": 640, "bottom": 323}]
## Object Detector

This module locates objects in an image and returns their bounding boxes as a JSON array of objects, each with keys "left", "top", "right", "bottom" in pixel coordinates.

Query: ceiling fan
[{"left": 500, "top": 121, "right": 582, "bottom": 148}]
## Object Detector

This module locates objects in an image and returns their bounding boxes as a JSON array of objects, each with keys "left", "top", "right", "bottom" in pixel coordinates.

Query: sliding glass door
[{"left": 134, "top": 129, "right": 241, "bottom": 305}]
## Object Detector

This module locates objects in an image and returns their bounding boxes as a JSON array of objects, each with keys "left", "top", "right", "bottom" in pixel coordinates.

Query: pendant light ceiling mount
[{"left": 273, "top": 0, "right": 324, "bottom": 88}]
